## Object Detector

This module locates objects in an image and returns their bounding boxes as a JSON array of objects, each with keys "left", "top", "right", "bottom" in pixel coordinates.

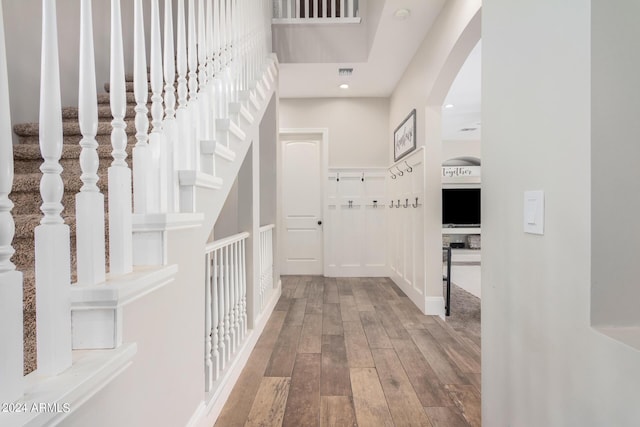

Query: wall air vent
[
  {"left": 460, "top": 128, "right": 478, "bottom": 132},
  {"left": 338, "top": 68, "right": 353, "bottom": 76}
]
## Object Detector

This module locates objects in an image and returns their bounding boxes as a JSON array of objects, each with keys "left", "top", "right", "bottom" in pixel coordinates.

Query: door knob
[{"left": 318, "top": 220, "right": 323, "bottom": 226}]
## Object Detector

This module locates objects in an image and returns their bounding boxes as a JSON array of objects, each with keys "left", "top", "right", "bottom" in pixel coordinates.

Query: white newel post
[
  {"left": 76, "top": 0, "right": 106, "bottom": 286},
  {"left": 35, "top": 0, "right": 72, "bottom": 375},
  {"left": 175, "top": 0, "right": 190, "bottom": 171},
  {"left": 133, "top": 0, "right": 151, "bottom": 215},
  {"left": 149, "top": 0, "right": 165, "bottom": 212},
  {"left": 109, "top": 0, "right": 133, "bottom": 276},
  {"left": 164, "top": 0, "right": 177, "bottom": 212},
  {"left": 0, "top": 0, "right": 23, "bottom": 401}
]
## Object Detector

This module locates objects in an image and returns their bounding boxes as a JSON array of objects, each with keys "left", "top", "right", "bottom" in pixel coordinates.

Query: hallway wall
[
  {"left": 388, "top": 0, "right": 481, "bottom": 313},
  {"left": 279, "top": 97, "right": 389, "bottom": 167},
  {"left": 483, "top": 0, "right": 640, "bottom": 425}
]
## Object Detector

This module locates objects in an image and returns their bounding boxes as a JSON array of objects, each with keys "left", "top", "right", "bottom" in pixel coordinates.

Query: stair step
[
  {"left": 97, "top": 92, "right": 137, "bottom": 105},
  {"left": 61, "top": 105, "right": 138, "bottom": 120},
  {"left": 104, "top": 81, "right": 141, "bottom": 93},
  {"left": 14, "top": 121, "right": 136, "bottom": 138},
  {"left": 16, "top": 133, "right": 137, "bottom": 146},
  {"left": 10, "top": 172, "right": 109, "bottom": 216},
  {"left": 13, "top": 143, "right": 132, "bottom": 174}
]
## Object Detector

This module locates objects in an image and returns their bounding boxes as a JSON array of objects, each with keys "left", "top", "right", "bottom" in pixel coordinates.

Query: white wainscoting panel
[{"left": 325, "top": 169, "right": 387, "bottom": 277}]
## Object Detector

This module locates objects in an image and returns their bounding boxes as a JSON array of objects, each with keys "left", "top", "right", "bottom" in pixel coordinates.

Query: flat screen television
[{"left": 442, "top": 188, "right": 481, "bottom": 227}]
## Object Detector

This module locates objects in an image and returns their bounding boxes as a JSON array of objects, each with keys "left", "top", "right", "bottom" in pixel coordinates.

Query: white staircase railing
[
  {"left": 273, "top": 0, "right": 360, "bottom": 21},
  {"left": 204, "top": 232, "right": 249, "bottom": 393},
  {"left": 259, "top": 224, "right": 275, "bottom": 311},
  {"left": 1, "top": 0, "right": 277, "bottom": 415}
]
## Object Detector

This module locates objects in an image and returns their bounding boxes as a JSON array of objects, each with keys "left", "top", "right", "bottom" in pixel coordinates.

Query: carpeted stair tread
[
  {"left": 61, "top": 105, "right": 138, "bottom": 120},
  {"left": 11, "top": 172, "right": 108, "bottom": 194},
  {"left": 97, "top": 92, "right": 137, "bottom": 105},
  {"left": 13, "top": 143, "right": 118, "bottom": 160},
  {"left": 13, "top": 120, "right": 136, "bottom": 138},
  {"left": 17, "top": 134, "right": 138, "bottom": 146},
  {"left": 13, "top": 213, "right": 77, "bottom": 242}
]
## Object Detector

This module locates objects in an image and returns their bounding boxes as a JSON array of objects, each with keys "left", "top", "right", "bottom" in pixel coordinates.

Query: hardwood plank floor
[{"left": 217, "top": 276, "right": 481, "bottom": 426}]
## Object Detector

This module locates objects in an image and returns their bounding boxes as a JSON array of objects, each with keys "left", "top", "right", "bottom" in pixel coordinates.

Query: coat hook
[
  {"left": 405, "top": 161, "right": 413, "bottom": 173},
  {"left": 348, "top": 200, "right": 353, "bottom": 208},
  {"left": 397, "top": 199, "right": 401, "bottom": 208},
  {"left": 361, "top": 172, "right": 365, "bottom": 182},
  {"left": 396, "top": 166, "right": 404, "bottom": 176},
  {"left": 412, "top": 197, "right": 419, "bottom": 208},
  {"left": 336, "top": 172, "right": 340, "bottom": 182},
  {"left": 403, "top": 198, "right": 409, "bottom": 208},
  {"left": 373, "top": 200, "right": 378, "bottom": 208},
  {"left": 389, "top": 169, "right": 396, "bottom": 179},
  {"left": 390, "top": 200, "right": 394, "bottom": 208}
]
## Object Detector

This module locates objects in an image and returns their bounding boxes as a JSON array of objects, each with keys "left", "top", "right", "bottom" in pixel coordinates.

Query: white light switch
[{"left": 524, "top": 191, "right": 544, "bottom": 235}]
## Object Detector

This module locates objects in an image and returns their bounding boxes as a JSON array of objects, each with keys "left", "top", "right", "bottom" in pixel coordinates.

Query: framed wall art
[{"left": 393, "top": 109, "right": 416, "bottom": 162}]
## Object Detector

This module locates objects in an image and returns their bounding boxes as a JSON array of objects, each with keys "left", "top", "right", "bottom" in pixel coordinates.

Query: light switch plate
[{"left": 524, "top": 190, "right": 544, "bottom": 235}]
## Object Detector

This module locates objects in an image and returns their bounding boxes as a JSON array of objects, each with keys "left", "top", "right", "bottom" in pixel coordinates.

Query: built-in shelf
[{"left": 442, "top": 227, "right": 481, "bottom": 235}]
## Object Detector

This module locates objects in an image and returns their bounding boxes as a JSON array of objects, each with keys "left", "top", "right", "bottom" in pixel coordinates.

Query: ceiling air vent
[{"left": 338, "top": 68, "right": 353, "bottom": 76}]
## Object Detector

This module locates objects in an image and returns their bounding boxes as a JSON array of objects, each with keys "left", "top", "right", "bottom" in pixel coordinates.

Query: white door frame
[{"left": 278, "top": 128, "right": 329, "bottom": 276}]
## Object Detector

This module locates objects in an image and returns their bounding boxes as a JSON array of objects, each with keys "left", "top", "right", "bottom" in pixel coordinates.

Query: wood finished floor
[{"left": 215, "top": 276, "right": 481, "bottom": 427}]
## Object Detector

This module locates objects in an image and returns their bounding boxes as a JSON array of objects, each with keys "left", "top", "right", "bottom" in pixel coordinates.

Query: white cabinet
[{"left": 326, "top": 169, "right": 387, "bottom": 277}]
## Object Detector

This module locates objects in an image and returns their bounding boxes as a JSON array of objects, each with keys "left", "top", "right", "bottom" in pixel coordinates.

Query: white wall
[
  {"left": 279, "top": 97, "right": 389, "bottom": 167},
  {"left": 389, "top": 0, "right": 481, "bottom": 310},
  {"left": 442, "top": 139, "right": 481, "bottom": 163},
  {"left": 63, "top": 227, "right": 206, "bottom": 427},
  {"left": 483, "top": 0, "right": 640, "bottom": 425}
]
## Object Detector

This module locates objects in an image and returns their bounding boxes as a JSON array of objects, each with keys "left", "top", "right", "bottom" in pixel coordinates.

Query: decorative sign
[
  {"left": 442, "top": 166, "right": 481, "bottom": 179},
  {"left": 394, "top": 109, "right": 416, "bottom": 162}
]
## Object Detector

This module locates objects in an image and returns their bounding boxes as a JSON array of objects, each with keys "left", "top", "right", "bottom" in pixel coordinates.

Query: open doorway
[{"left": 441, "top": 40, "right": 482, "bottom": 340}]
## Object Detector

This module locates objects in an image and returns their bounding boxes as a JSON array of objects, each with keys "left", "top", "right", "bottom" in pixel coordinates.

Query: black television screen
[{"left": 442, "top": 188, "right": 481, "bottom": 226}]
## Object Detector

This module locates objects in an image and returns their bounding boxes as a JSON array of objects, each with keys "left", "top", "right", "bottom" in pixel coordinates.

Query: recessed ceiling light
[
  {"left": 394, "top": 8, "right": 411, "bottom": 20},
  {"left": 444, "top": 104, "right": 455, "bottom": 109},
  {"left": 339, "top": 83, "right": 349, "bottom": 89}
]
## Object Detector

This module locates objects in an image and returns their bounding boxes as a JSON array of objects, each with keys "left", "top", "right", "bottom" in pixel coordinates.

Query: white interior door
[{"left": 281, "top": 132, "right": 325, "bottom": 275}]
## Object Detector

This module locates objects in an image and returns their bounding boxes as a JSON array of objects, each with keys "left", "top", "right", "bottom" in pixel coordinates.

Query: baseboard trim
[
  {"left": 425, "top": 296, "right": 446, "bottom": 318},
  {"left": 190, "top": 280, "right": 282, "bottom": 427}
]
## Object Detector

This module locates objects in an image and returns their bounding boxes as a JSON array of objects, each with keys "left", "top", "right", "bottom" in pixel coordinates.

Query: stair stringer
[{"left": 180, "top": 62, "right": 278, "bottom": 240}]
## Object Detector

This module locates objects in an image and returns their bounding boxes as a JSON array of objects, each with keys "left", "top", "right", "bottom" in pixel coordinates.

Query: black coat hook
[{"left": 412, "top": 197, "right": 419, "bottom": 208}]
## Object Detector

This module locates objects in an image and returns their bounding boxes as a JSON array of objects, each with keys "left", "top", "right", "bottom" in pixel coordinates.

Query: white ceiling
[
  {"left": 274, "top": 0, "right": 481, "bottom": 140},
  {"left": 442, "top": 40, "right": 482, "bottom": 141},
  {"left": 276, "top": 0, "right": 447, "bottom": 98}
]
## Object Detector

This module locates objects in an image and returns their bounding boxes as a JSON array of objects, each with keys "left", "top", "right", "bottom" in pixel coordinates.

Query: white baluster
[
  {"left": 175, "top": 0, "right": 190, "bottom": 171},
  {"left": 109, "top": 0, "right": 133, "bottom": 276},
  {"left": 36, "top": 0, "right": 72, "bottom": 375},
  {"left": 205, "top": 252, "right": 213, "bottom": 391},
  {"left": 241, "top": 237, "right": 247, "bottom": 338},
  {"left": 217, "top": 247, "right": 226, "bottom": 369},
  {"left": 234, "top": 240, "right": 241, "bottom": 346},
  {"left": 164, "top": 0, "right": 177, "bottom": 212},
  {"left": 187, "top": 0, "right": 200, "bottom": 170},
  {"left": 76, "top": 0, "right": 106, "bottom": 286},
  {"left": 287, "top": 0, "right": 291, "bottom": 19},
  {"left": 198, "top": 0, "right": 209, "bottom": 140},
  {"left": 347, "top": 0, "right": 353, "bottom": 18},
  {"left": 340, "top": 0, "right": 344, "bottom": 18},
  {"left": 229, "top": 242, "right": 236, "bottom": 354},
  {"left": 224, "top": 244, "right": 231, "bottom": 362},
  {"left": 132, "top": 0, "right": 151, "bottom": 214},
  {"left": 206, "top": 0, "right": 217, "bottom": 140},
  {"left": 0, "top": 0, "right": 23, "bottom": 401},
  {"left": 211, "top": 250, "right": 220, "bottom": 379},
  {"left": 149, "top": 0, "right": 164, "bottom": 212},
  {"left": 322, "top": 0, "right": 327, "bottom": 17}
]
